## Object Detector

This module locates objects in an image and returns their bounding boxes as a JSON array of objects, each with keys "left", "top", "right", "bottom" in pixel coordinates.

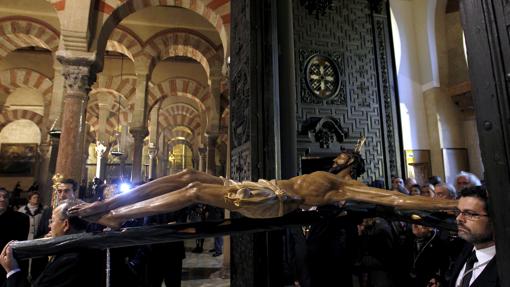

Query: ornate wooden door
[{"left": 460, "top": 0, "right": 510, "bottom": 285}]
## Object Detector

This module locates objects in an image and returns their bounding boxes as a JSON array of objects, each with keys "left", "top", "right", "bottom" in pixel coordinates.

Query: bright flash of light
[{"left": 119, "top": 183, "right": 131, "bottom": 193}]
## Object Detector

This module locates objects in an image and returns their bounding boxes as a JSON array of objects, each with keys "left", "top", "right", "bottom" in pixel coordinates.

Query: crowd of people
[
  {"left": 0, "top": 169, "right": 499, "bottom": 287},
  {"left": 281, "top": 172, "right": 496, "bottom": 287}
]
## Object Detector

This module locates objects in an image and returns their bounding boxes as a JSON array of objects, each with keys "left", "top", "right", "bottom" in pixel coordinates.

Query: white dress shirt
[{"left": 455, "top": 244, "right": 496, "bottom": 287}]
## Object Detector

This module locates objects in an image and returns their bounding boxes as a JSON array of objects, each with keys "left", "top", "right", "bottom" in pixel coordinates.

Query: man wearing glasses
[{"left": 449, "top": 186, "right": 499, "bottom": 287}]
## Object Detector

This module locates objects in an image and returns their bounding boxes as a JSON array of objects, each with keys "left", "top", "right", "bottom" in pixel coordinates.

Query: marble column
[
  {"left": 198, "top": 147, "right": 207, "bottom": 172},
  {"left": 95, "top": 141, "right": 107, "bottom": 179},
  {"left": 55, "top": 56, "right": 95, "bottom": 181},
  {"left": 206, "top": 134, "right": 218, "bottom": 175},
  {"left": 130, "top": 127, "right": 148, "bottom": 183},
  {"left": 147, "top": 143, "right": 157, "bottom": 179}
]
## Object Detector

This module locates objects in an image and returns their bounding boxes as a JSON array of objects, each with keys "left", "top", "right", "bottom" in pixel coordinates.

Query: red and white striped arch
[
  {"left": 159, "top": 111, "right": 201, "bottom": 134},
  {"left": 0, "top": 109, "right": 44, "bottom": 133},
  {"left": 161, "top": 103, "right": 200, "bottom": 121},
  {"left": 143, "top": 30, "right": 220, "bottom": 77},
  {"left": 107, "top": 26, "right": 143, "bottom": 61},
  {"left": 96, "top": 0, "right": 229, "bottom": 61},
  {"left": 148, "top": 77, "right": 209, "bottom": 115},
  {"left": 47, "top": 0, "right": 66, "bottom": 16},
  {"left": 163, "top": 126, "right": 195, "bottom": 144},
  {"left": 159, "top": 118, "right": 201, "bottom": 143},
  {"left": 0, "top": 16, "right": 59, "bottom": 57},
  {"left": 87, "top": 114, "right": 129, "bottom": 140},
  {"left": 0, "top": 68, "right": 53, "bottom": 108},
  {"left": 87, "top": 93, "right": 132, "bottom": 140},
  {"left": 93, "top": 74, "right": 137, "bottom": 101}
]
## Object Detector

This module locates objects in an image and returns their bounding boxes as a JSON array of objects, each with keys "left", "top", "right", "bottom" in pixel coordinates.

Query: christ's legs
[
  {"left": 97, "top": 182, "right": 237, "bottom": 228},
  {"left": 69, "top": 169, "right": 223, "bottom": 219}
]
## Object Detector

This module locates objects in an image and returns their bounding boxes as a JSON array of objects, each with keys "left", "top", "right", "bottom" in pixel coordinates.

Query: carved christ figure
[{"left": 70, "top": 143, "right": 456, "bottom": 228}]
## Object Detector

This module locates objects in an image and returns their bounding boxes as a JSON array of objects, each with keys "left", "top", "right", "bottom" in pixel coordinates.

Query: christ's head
[{"left": 329, "top": 149, "right": 365, "bottom": 179}]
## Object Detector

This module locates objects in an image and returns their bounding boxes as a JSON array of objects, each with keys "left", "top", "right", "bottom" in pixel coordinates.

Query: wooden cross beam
[{"left": 11, "top": 205, "right": 457, "bottom": 259}]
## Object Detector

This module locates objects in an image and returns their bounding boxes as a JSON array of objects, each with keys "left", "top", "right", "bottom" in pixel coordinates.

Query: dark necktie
[{"left": 461, "top": 251, "right": 478, "bottom": 287}]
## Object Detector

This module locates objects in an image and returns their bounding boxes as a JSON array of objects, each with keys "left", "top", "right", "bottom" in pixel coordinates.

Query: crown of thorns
[{"left": 354, "top": 136, "right": 366, "bottom": 153}]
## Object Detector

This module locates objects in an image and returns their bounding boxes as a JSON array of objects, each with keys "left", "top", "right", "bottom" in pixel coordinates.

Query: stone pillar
[
  {"left": 130, "top": 127, "right": 148, "bottom": 183},
  {"left": 147, "top": 143, "right": 157, "bottom": 179},
  {"left": 198, "top": 147, "right": 207, "bottom": 172},
  {"left": 81, "top": 125, "right": 91, "bottom": 183},
  {"left": 81, "top": 143, "right": 89, "bottom": 183},
  {"left": 95, "top": 142, "right": 107, "bottom": 179},
  {"left": 157, "top": 138, "right": 168, "bottom": 177},
  {"left": 48, "top": 60, "right": 65, "bottom": 135},
  {"left": 208, "top": 69, "right": 222, "bottom": 133},
  {"left": 129, "top": 69, "right": 150, "bottom": 182},
  {"left": 206, "top": 134, "right": 218, "bottom": 175},
  {"left": 97, "top": 103, "right": 111, "bottom": 143},
  {"left": 0, "top": 97, "right": 7, "bottom": 113},
  {"left": 55, "top": 55, "right": 95, "bottom": 181},
  {"left": 48, "top": 137, "right": 59, "bottom": 176},
  {"left": 37, "top": 143, "right": 51, "bottom": 204},
  {"left": 119, "top": 154, "right": 127, "bottom": 179}
]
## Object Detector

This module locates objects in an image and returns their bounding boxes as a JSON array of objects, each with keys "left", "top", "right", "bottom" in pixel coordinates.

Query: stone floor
[{"left": 176, "top": 238, "right": 230, "bottom": 287}]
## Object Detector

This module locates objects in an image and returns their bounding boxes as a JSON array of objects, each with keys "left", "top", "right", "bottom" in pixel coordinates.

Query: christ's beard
[{"left": 329, "top": 163, "right": 350, "bottom": 174}]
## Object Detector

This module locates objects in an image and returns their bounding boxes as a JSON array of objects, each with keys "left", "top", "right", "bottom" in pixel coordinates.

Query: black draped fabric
[
  {"left": 285, "top": 206, "right": 357, "bottom": 287},
  {"left": 399, "top": 230, "right": 449, "bottom": 286},
  {"left": 4, "top": 251, "right": 104, "bottom": 287},
  {"left": 144, "top": 211, "right": 186, "bottom": 287},
  {"left": 0, "top": 209, "right": 29, "bottom": 286}
]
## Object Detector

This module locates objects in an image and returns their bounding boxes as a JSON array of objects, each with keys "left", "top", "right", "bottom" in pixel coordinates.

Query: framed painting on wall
[{"left": 0, "top": 143, "right": 38, "bottom": 176}]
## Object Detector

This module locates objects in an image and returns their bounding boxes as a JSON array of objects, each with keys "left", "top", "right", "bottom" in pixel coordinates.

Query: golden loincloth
[{"left": 222, "top": 178, "right": 304, "bottom": 218}]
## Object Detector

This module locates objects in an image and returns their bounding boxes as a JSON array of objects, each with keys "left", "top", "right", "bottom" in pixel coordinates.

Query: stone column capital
[
  {"left": 61, "top": 65, "right": 94, "bottom": 96},
  {"left": 95, "top": 141, "right": 107, "bottom": 158},
  {"left": 130, "top": 127, "right": 149, "bottom": 140},
  {"left": 198, "top": 147, "right": 207, "bottom": 156},
  {"left": 57, "top": 53, "right": 96, "bottom": 98},
  {"left": 39, "top": 143, "right": 51, "bottom": 157},
  {"left": 148, "top": 143, "right": 158, "bottom": 159},
  {"left": 50, "top": 136, "right": 60, "bottom": 145},
  {"left": 135, "top": 71, "right": 150, "bottom": 80},
  {"left": 206, "top": 133, "right": 219, "bottom": 146}
]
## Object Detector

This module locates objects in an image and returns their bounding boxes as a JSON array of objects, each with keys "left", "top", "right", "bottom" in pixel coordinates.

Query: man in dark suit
[
  {"left": 449, "top": 186, "right": 499, "bottom": 287},
  {"left": 0, "top": 199, "right": 103, "bottom": 287},
  {"left": 35, "top": 178, "right": 78, "bottom": 239},
  {"left": 0, "top": 188, "right": 29, "bottom": 286}
]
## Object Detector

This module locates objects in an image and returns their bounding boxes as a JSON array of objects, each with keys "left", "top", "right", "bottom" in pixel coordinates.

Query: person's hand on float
[{"left": 0, "top": 241, "right": 19, "bottom": 273}]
